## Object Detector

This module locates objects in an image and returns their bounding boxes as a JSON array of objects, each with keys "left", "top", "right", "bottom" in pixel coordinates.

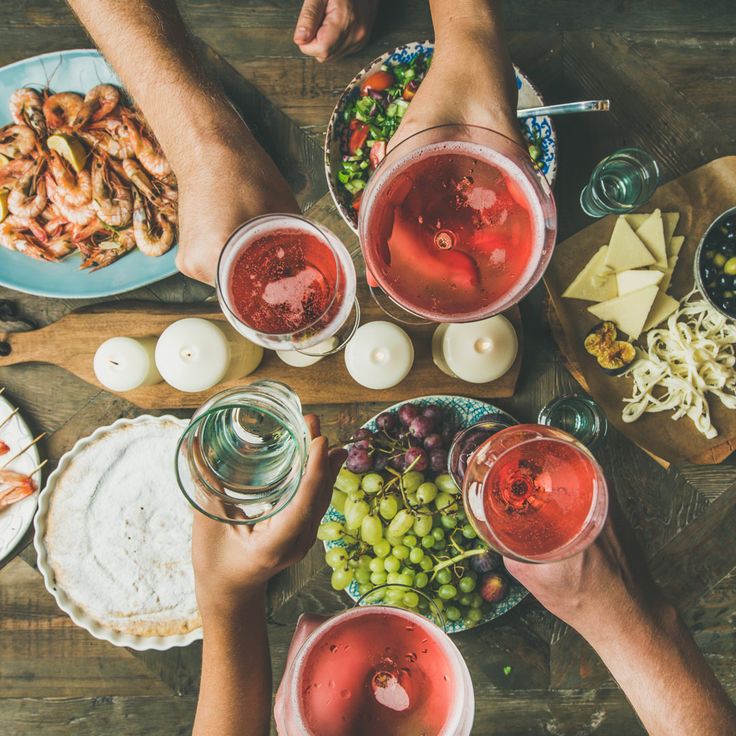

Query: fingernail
[{"left": 295, "top": 26, "right": 310, "bottom": 42}]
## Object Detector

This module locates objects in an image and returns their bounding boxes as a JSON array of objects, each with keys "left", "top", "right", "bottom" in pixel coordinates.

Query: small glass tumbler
[
  {"left": 580, "top": 148, "right": 660, "bottom": 218},
  {"left": 175, "top": 380, "right": 310, "bottom": 524},
  {"left": 537, "top": 393, "right": 608, "bottom": 449}
]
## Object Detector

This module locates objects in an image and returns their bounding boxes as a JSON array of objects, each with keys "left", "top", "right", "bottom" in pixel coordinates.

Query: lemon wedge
[
  {"left": 0, "top": 190, "right": 8, "bottom": 222},
  {"left": 47, "top": 133, "right": 88, "bottom": 173},
  {"left": 0, "top": 153, "right": 10, "bottom": 167}
]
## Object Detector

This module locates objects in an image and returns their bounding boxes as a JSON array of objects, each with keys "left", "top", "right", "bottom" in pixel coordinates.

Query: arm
[
  {"left": 505, "top": 512, "right": 736, "bottom": 736},
  {"left": 67, "top": 0, "right": 298, "bottom": 284},
  {"left": 391, "top": 0, "right": 522, "bottom": 151},
  {"left": 191, "top": 415, "right": 345, "bottom": 736}
]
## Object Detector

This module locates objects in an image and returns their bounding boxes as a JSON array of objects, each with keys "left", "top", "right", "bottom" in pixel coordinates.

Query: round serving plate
[
  {"left": 0, "top": 394, "right": 41, "bottom": 563},
  {"left": 322, "top": 394, "right": 527, "bottom": 634},
  {"left": 0, "top": 49, "right": 178, "bottom": 298},
  {"left": 34, "top": 414, "right": 201, "bottom": 651},
  {"left": 325, "top": 40, "right": 558, "bottom": 233}
]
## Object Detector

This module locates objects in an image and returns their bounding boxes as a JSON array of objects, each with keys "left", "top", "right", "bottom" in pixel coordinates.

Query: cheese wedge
[
  {"left": 635, "top": 209, "right": 668, "bottom": 268},
  {"left": 669, "top": 235, "right": 684, "bottom": 257},
  {"left": 659, "top": 256, "right": 679, "bottom": 293},
  {"left": 643, "top": 292, "right": 679, "bottom": 332},
  {"left": 588, "top": 285, "right": 660, "bottom": 340},
  {"left": 662, "top": 212, "right": 680, "bottom": 245},
  {"left": 563, "top": 246, "right": 617, "bottom": 301},
  {"left": 616, "top": 269, "right": 663, "bottom": 295},
  {"left": 604, "top": 217, "right": 656, "bottom": 272}
]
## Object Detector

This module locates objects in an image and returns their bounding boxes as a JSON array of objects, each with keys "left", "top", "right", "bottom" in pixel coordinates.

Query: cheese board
[
  {"left": 545, "top": 155, "right": 736, "bottom": 465},
  {"left": 0, "top": 297, "right": 522, "bottom": 409}
]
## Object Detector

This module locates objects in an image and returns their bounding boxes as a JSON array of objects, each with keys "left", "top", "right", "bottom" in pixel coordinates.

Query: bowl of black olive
[{"left": 695, "top": 206, "right": 736, "bottom": 319}]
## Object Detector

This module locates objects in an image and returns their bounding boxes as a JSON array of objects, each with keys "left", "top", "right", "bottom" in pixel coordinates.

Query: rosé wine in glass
[
  {"left": 462, "top": 424, "right": 608, "bottom": 562},
  {"left": 358, "top": 125, "right": 556, "bottom": 323}
]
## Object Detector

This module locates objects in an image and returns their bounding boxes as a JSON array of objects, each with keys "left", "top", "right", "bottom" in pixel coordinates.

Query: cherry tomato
[
  {"left": 369, "top": 140, "right": 387, "bottom": 170},
  {"left": 348, "top": 123, "right": 369, "bottom": 154},
  {"left": 352, "top": 191, "right": 364, "bottom": 212},
  {"left": 403, "top": 80, "right": 419, "bottom": 101},
  {"left": 360, "top": 70, "right": 395, "bottom": 95}
]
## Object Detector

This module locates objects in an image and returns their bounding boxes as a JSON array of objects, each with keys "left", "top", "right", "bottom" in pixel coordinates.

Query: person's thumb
[{"left": 294, "top": 0, "right": 329, "bottom": 44}]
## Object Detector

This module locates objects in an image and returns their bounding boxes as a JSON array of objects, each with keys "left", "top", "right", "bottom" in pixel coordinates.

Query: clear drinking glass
[
  {"left": 580, "top": 148, "right": 660, "bottom": 217},
  {"left": 462, "top": 424, "right": 608, "bottom": 563},
  {"left": 538, "top": 393, "right": 608, "bottom": 448},
  {"left": 358, "top": 124, "right": 557, "bottom": 324},
  {"left": 217, "top": 213, "right": 359, "bottom": 353},
  {"left": 175, "top": 380, "right": 310, "bottom": 524}
]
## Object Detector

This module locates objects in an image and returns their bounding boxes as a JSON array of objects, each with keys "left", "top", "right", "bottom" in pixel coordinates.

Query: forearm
[
  {"left": 584, "top": 602, "right": 736, "bottom": 736},
  {"left": 194, "top": 587, "right": 272, "bottom": 736}
]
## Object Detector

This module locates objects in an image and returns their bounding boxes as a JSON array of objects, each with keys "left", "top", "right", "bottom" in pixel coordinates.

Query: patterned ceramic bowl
[
  {"left": 321, "top": 394, "right": 528, "bottom": 634},
  {"left": 324, "top": 40, "right": 558, "bottom": 233}
]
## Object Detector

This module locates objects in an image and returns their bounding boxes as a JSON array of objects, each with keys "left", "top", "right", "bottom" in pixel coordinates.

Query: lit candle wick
[{"left": 474, "top": 337, "right": 494, "bottom": 354}]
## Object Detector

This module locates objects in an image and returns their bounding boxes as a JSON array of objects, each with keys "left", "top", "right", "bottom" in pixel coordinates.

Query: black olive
[
  {"left": 727, "top": 230, "right": 736, "bottom": 241},
  {"left": 725, "top": 218, "right": 736, "bottom": 233},
  {"left": 718, "top": 242, "right": 733, "bottom": 255},
  {"left": 704, "top": 249, "right": 715, "bottom": 260},
  {"left": 719, "top": 298, "right": 735, "bottom": 314},
  {"left": 702, "top": 264, "right": 717, "bottom": 283},
  {"left": 716, "top": 274, "right": 732, "bottom": 291}
]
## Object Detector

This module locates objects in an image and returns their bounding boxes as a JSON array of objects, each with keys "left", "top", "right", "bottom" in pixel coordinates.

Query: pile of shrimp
[{"left": 0, "top": 84, "right": 177, "bottom": 269}]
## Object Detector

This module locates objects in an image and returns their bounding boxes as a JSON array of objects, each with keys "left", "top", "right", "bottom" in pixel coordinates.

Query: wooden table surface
[{"left": 1, "top": 2, "right": 736, "bottom": 734}]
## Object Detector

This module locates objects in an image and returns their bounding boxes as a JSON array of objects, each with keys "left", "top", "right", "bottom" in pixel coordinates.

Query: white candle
[
  {"left": 155, "top": 318, "right": 262, "bottom": 393},
  {"left": 433, "top": 316, "right": 518, "bottom": 384},
  {"left": 276, "top": 337, "right": 338, "bottom": 368},
  {"left": 344, "top": 321, "right": 414, "bottom": 389},
  {"left": 94, "top": 337, "right": 162, "bottom": 392}
]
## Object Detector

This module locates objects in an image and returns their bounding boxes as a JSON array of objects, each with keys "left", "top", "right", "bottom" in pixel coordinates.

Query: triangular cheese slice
[
  {"left": 635, "top": 210, "right": 668, "bottom": 268},
  {"left": 604, "top": 217, "right": 656, "bottom": 272},
  {"left": 659, "top": 256, "right": 678, "bottom": 293},
  {"left": 643, "top": 292, "right": 679, "bottom": 332},
  {"left": 588, "top": 285, "right": 659, "bottom": 340},
  {"left": 616, "top": 269, "right": 663, "bottom": 295},
  {"left": 563, "top": 246, "right": 617, "bottom": 301},
  {"left": 662, "top": 212, "right": 680, "bottom": 245},
  {"left": 669, "top": 235, "right": 684, "bottom": 257}
]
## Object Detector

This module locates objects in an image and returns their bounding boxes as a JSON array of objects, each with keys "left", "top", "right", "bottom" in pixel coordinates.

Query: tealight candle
[
  {"left": 344, "top": 321, "right": 414, "bottom": 390},
  {"left": 432, "top": 315, "right": 518, "bottom": 384},
  {"left": 156, "top": 318, "right": 263, "bottom": 393},
  {"left": 276, "top": 337, "right": 338, "bottom": 368},
  {"left": 94, "top": 336, "right": 162, "bottom": 392}
]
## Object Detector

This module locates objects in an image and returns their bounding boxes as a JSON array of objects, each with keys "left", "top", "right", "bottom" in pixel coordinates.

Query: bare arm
[
  {"left": 67, "top": 0, "right": 298, "bottom": 284},
  {"left": 506, "top": 514, "right": 736, "bottom": 736}
]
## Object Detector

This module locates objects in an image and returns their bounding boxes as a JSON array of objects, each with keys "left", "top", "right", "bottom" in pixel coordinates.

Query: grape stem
[{"left": 431, "top": 548, "right": 487, "bottom": 579}]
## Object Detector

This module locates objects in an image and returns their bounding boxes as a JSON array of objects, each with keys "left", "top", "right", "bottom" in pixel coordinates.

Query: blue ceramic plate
[
  {"left": 322, "top": 394, "right": 528, "bottom": 635},
  {"left": 325, "top": 40, "right": 558, "bottom": 233},
  {"left": 0, "top": 49, "right": 178, "bottom": 298}
]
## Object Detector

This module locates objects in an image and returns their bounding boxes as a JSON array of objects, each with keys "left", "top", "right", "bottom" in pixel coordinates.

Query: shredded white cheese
[{"left": 621, "top": 291, "right": 736, "bottom": 439}]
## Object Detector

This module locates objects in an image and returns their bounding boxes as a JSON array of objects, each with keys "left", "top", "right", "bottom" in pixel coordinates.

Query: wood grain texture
[{"left": 1, "top": 1, "right": 735, "bottom": 734}]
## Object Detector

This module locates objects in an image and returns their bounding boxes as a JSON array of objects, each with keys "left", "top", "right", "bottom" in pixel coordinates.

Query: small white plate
[{"left": 0, "top": 395, "right": 41, "bottom": 563}]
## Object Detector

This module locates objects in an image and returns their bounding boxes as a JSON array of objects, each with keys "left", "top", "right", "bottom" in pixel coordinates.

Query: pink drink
[
  {"left": 463, "top": 425, "right": 608, "bottom": 562},
  {"left": 276, "top": 608, "right": 474, "bottom": 736}
]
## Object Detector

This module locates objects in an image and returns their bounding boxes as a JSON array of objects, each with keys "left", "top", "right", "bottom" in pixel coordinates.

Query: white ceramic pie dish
[{"left": 34, "top": 414, "right": 203, "bottom": 651}]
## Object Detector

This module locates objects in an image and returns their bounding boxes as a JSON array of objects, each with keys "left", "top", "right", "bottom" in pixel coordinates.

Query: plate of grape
[{"left": 318, "top": 395, "right": 528, "bottom": 634}]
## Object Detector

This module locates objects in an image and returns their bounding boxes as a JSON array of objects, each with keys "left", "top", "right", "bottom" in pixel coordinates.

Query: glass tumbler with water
[
  {"left": 580, "top": 148, "right": 660, "bottom": 217},
  {"left": 176, "top": 380, "right": 310, "bottom": 523}
]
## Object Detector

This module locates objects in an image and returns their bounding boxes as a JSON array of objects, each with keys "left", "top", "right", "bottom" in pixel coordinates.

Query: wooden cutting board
[{"left": 0, "top": 299, "right": 522, "bottom": 409}]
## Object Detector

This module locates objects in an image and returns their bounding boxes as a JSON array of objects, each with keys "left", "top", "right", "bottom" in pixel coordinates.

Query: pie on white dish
[{"left": 35, "top": 415, "right": 202, "bottom": 649}]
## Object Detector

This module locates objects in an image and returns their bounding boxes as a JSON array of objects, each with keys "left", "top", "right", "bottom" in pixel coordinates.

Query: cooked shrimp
[
  {"left": 74, "top": 84, "right": 120, "bottom": 127},
  {"left": 118, "top": 157, "right": 159, "bottom": 200},
  {"left": 45, "top": 175, "right": 96, "bottom": 226},
  {"left": 132, "top": 191, "right": 174, "bottom": 256},
  {"left": 6, "top": 214, "right": 48, "bottom": 243},
  {"left": 43, "top": 92, "right": 83, "bottom": 130},
  {"left": 0, "top": 158, "right": 34, "bottom": 188},
  {"left": 122, "top": 116, "right": 171, "bottom": 179},
  {"left": 0, "top": 124, "right": 37, "bottom": 159},
  {"left": 70, "top": 216, "right": 104, "bottom": 243},
  {"left": 79, "top": 126, "right": 136, "bottom": 160},
  {"left": 8, "top": 161, "right": 47, "bottom": 219},
  {"left": 47, "top": 151, "right": 92, "bottom": 206},
  {"left": 0, "top": 221, "right": 49, "bottom": 260},
  {"left": 0, "top": 469, "right": 37, "bottom": 508},
  {"left": 9, "top": 88, "right": 46, "bottom": 138},
  {"left": 91, "top": 155, "right": 132, "bottom": 228},
  {"left": 45, "top": 232, "right": 76, "bottom": 259},
  {"left": 81, "top": 229, "right": 135, "bottom": 270}
]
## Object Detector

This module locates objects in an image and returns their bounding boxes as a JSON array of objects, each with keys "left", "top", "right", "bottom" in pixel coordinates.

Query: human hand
[
  {"left": 504, "top": 509, "right": 664, "bottom": 641},
  {"left": 294, "top": 0, "right": 379, "bottom": 62},
  {"left": 192, "top": 415, "right": 347, "bottom": 619},
  {"left": 175, "top": 131, "right": 299, "bottom": 285}
]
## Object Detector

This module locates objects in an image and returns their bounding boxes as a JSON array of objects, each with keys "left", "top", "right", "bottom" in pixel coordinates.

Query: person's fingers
[
  {"left": 294, "top": 0, "right": 329, "bottom": 44},
  {"left": 305, "top": 413, "right": 321, "bottom": 441}
]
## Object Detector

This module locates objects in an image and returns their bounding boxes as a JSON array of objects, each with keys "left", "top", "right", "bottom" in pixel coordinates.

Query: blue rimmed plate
[
  {"left": 322, "top": 394, "right": 528, "bottom": 634},
  {"left": 325, "top": 40, "right": 558, "bottom": 233},
  {"left": 0, "top": 49, "right": 178, "bottom": 299}
]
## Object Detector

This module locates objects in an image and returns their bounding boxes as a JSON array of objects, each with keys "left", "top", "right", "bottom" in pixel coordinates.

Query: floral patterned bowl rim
[
  {"left": 324, "top": 40, "right": 558, "bottom": 234},
  {"left": 321, "top": 394, "right": 528, "bottom": 635}
]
